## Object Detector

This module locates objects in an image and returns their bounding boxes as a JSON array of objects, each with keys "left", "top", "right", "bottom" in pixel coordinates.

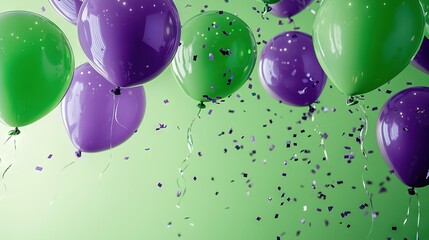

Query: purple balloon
[
  {"left": 377, "top": 87, "right": 429, "bottom": 188},
  {"left": 412, "top": 37, "right": 429, "bottom": 75},
  {"left": 77, "top": 0, "right": 181, "bottom": 87},
  {"left": 62, "top": 63, "right": 146, "bottom": 153},
  {"left": 49, "top": 0, "right": 84, "bottom": 25},
  {"left": 270, "top": 0, "right": 314, "bottom": 18},
  {"left": 259, "top": 31, "right": 326, "bottom": 107}
]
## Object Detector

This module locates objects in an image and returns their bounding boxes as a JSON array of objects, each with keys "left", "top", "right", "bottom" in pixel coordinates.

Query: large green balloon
[
  {"left": 0, "top": 11, "right": 74, "bottom": 127},
  {"left": 172, "top": 11, "right": 257, "bottom": 103},
  {"left": 313, "top": 0, "right": 424, "bottom": 96}
]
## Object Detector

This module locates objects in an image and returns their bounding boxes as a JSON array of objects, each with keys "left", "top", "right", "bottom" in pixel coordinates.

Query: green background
[{"left": 0, "top": 0, "right": 428, "bottom": 239}]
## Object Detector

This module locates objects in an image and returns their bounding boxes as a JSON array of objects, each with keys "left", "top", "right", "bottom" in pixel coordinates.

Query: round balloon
[
  {"left": 270, "top": 0, "right": 314, "bottom": 18},
  {"left": 377, "top": 87, "right": 429, "bottom": 188},
  {"left": 412, "top": 36, "right": 429, "bottom": 75},
  {"left": 0, "top": 11, "right": 74, "bottom": 127},
  {"left": 62, "top": 63, "right": 145, "bottom": 153},
  {"left": 77, "top": 0, "right": 181, "bottom": 87},
  {"left": 49, "top": 0, "right": 84, "bottom": 25},
  {"left": 313, "top": 0, "right": 424, "bottom": 96},
  {"left": 259, "top": 31, "right": 326, "bottom": 106},
  {"left": 172, "top": 11, "right": 257, "bottom": 103}
]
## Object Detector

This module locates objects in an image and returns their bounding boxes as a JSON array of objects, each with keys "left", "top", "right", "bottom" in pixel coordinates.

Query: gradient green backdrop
[{"left": 0, "top": 0, "right": 428, "bottom": 239}]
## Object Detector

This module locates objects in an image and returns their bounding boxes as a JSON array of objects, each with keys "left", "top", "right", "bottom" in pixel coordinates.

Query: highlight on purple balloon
[
  {"left": 377, "top": 87, "right": 429, "bottom": 188},
  {"left": 77, "top": 0, "right": 181, "bottom": 87},
  {"left": 259, "top": 31, "right": 326, "bottom": 107},
  {"left": 412, "top": 37, "right": 429, "bottom": 75},
  {"left": 49, "top": 0, "right": 84, "bottom": 25},
  {"left": 270, "top": 0, "right": 314, "bottom": 18},
  {"left": 62, "top": 63, "right": 146, "bottom": 153}
]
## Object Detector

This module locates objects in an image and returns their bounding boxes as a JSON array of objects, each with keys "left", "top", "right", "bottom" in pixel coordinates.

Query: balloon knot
[
  {"left": 261, "top": 3, "right": 272, "bottom": 19},
  {"left": 408, "top": 187, "right": 416, "bottom": 196},
  {"left": 197, "top": 102, "right": 206, "bottom": 109},
  {"left": 8, "top": 127, "right": 20, "bottom": 136},
  {"left": 75, "top": 150, "right": 82, "bottom": 158},
  {"left": 309, "top": 105, "right": 316, "bottom": 113},
  {"left": 111, "top": 87, "right": 121, "bottom": 96},
  {"left": 346, "top": 96, "right": 358, "bottom": 106}
]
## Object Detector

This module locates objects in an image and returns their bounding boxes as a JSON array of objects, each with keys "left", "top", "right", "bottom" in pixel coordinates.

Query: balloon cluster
[{"left": 1, "top": 0, "right": 429, "bottom": 191}]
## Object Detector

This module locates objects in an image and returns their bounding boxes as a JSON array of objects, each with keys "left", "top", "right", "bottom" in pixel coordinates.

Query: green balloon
[
  {"left": 313, "top": 0, "right": 424, "bottom": 96},
  {"left": 0, "top": 11, "right": 74, "bottom": 127},
  {"left": 172, "top": 11, "right": 257, "bottom": 103}
]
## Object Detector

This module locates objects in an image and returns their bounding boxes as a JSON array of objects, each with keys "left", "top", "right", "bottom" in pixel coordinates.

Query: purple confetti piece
[{"left": 36, "top": 166, "right": 43, "bottom": 171}]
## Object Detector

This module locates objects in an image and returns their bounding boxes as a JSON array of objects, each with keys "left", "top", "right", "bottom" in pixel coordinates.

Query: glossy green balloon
[
  {"left": 0, "top": 11, "right": 74, "bottom": 127},
  {"left": 313, "top": 0, "right": 424, "bottom": 96},
  {"left": 172, "top": 11, "right": 257, "bottom": 103}
]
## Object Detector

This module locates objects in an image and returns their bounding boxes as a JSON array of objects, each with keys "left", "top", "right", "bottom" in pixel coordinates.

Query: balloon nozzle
[
  {"left": 346, "top": 96, "right": 358, "bottom": 106},
  {"left": 111, "top": 87, "right": 121, "bottom": 96},
  {"left": 8, "top": 127, "right": 20, "bottom": 136},
  {"left": 408, "top": 187, "right": 416, "bottom": 196},
  {"left": 197, "top": 102, "right": 206, "bottom": 109}
]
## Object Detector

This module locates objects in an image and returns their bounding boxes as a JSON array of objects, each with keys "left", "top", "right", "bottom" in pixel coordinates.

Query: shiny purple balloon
[
  {"left": 377, "top": 87, "right": 429, "bottom": 188},
  {"left": 412, "top": 37, "right": 429, "bottom": 75},
  {"left": 49, "top": 0, "right": 84, "bottom": 25},
  {"left": 62, "top": 63, "right": 146, "bottom": 153},
  {"left": 259, "top": 31, "right": 326, "bottom": 107},
  {"left": 77, "top": 0, "right": 181, "bottom": 87},
  {"left": 270, "top": 0, "right": 314, "bottom": 18}
]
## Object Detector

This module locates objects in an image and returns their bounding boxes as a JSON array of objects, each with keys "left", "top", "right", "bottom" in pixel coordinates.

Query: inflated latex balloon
[
  {"left": 259, "top": 31, "right": 326, "bottom": 106},
  {"left": 172, "top": 11, "right": 257, "bottom": 105},
  {"left": 0, "top": 11, "right": 74, "bottom": 128},
  {"left": 270, "top": 0, "right": 314, "bottom": 18},
  {"left": 62, "top": 63, "right": 145, "bottom": 153},
  {"left": 77, "top": 0, "right": 181, "bottom": 87},
  {"left": 313, "top": 0, "right": 424, "bottom": 96},
  {"left": 377, "top": 87, "right": 429, "bottom": 188},
  {"left": 49, "top": 0, "right": 84, "bottom": 25}
]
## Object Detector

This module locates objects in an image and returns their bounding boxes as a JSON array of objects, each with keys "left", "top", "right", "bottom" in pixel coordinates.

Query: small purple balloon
[
  {"left": 270, "top": 0, "right": 314, "bottom": 18},
  {"left": 77, "top": 0, "right": 181, "bottom": 87},
  {"left": 412, "top": 37, "right": 429, "bottom": 75},
  {"left": 62, "top": 63, "right": 146, "bottom": 153},
  {"left": 259, "top": 31, "right": 326, "bottom": 107},
  {"left": 377, "top": 87, "right": 429, "bottom": 188},
  {"left": 49, "top": 0, "right": 84, "bottom": 25}
]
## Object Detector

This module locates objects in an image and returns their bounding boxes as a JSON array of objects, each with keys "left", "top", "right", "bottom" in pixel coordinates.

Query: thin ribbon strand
[
  {"left": 310, "top": 106, "right": 329, "bottom": 163},
  {"left": 49, "top": 159, "right": 76, "bottom": 205},
  {"left": 358, "top": 100, "right": 368, "bottom": 159},
  {"left": 0, "top": 137, "right": 17, "bottom": 201},
  {"left": 176, "top": 108, "right": 202, "bottom": 207},
  {"left": 361, "top": 165, "right": 375, "bottom": 239}
]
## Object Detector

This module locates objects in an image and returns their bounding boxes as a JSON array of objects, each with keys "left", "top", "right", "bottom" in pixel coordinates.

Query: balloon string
[
  {"left": 0, "top": 138, "right": 17, "bottom": 201},
  {"left": 358, "top": 100, "right": 368, "bottom": 159},
  {"left": 310, "top": 106, "right": 329, "bottom": 163},
  {"left": 416, "top": 192, "right": 420, "bottom": 240},
  {"left": 261, "top": 2, "right": 272, "bottom": 19},
  {"left": 49, "top": 159, "right": 76, "bottom": 205},
  {"left": 176, "top": 108, "right": 202, "bottom": 207},
  {"left": 403, "top": 190, "right": 421, "bottom": 240},
  {"left": 361, "top": 165, "right": 375, "bottom": 239},
  {"left": 99, "top": 93, "right": 118, "bottom": 178}
]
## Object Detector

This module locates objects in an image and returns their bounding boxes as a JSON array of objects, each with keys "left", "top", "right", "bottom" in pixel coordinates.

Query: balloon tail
[
  {"left": 404, "top": 189, "right": 420, "bottom": 240},
  {"left": 0, "top": 138, "right": 17, "bottom": 201},
  {"left": 49, "top": 160, "right": 76, "bottom": 205},
  {"left": 358, "top": 100, "right": 368, "bottom": 159},
  {"left": 176, "top": 107, "right": 202, "bottom": 207},
  {"left": 310, "top": 106, "right": 329, "bottom": 163},
  {"left": 261, "top": 2, "right": 272, "bottom": 19},
  {"left": 114, "top": 94, "right": 128, "bottom": 130},
  {"left": 416, "top": 192, "right": 420, "bottom": 240},
  {"left": 362, "top": 165, "right": 375, "bottom": 239},
  {"left": 99, "top": 92, "right": 117, "bottom": 179}
]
